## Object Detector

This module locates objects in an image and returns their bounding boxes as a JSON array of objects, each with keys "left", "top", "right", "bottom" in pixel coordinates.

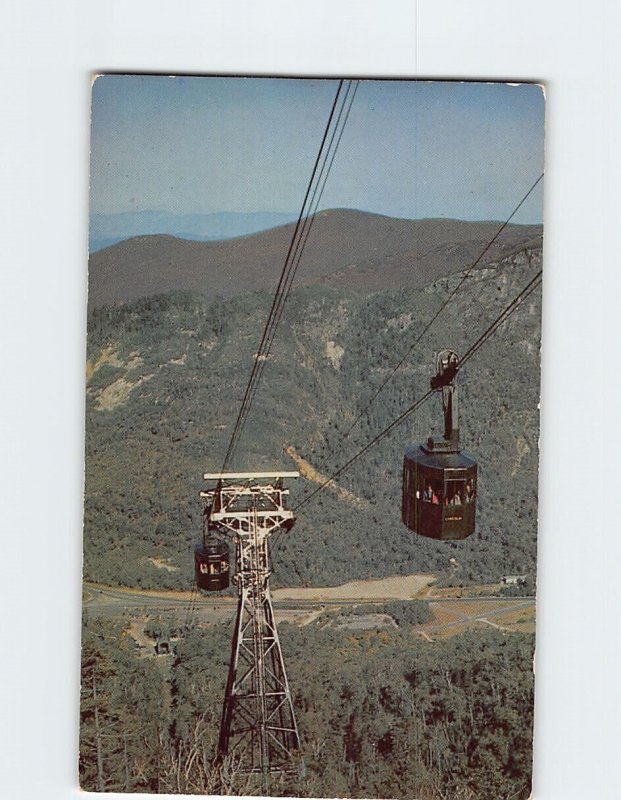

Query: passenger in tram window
[
  {"left": 451, "top": 489, "right": 463, "bottom": 505},
  {"left": 424, "top": 484, "right": 440, "bottom": 504},
  {"left": 465, "top": 479, "right": 476, "bottom": 503}
]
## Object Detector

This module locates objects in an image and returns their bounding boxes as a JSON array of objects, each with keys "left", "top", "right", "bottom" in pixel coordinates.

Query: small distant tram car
[{"left": 194, "top": 539, "right": 230, "bottom": 591}]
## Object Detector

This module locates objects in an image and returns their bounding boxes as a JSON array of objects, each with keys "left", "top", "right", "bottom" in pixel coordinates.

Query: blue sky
[{"left": 90, "top": 76, "right": 544, "bottom": 223}]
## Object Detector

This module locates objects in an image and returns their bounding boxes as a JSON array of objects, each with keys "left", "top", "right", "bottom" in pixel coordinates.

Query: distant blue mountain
[{"left": 89, "top": 210, "right": 298, "bottom": 252}]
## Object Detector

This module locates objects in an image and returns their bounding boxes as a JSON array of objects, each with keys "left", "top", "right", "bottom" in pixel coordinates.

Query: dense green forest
[
  {"left": 80, "top": 615, "right": 534, "bottom": 799},
  {"left": 83, "top": 245, "right": 541, "bottom": 591}
]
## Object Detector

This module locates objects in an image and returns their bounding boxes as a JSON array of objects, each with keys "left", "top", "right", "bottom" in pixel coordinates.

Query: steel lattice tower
[{"left": 201, "top": 472, "right": 302, "bottom": 778}]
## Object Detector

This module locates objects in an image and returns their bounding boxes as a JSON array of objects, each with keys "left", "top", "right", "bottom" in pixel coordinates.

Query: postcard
[{"left": 81, "top": 75, "right": 543, "bottom": 799}]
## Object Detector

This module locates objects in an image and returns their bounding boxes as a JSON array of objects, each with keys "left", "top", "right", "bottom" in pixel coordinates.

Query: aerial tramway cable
[
  {"left": 292, "top": 268, "right": 543, "bottom": 514},
  {"left": 186, "top": 82, "right": 356, "bottom": 623},
  {"left": 222, "top": 80, "right": 358, "bottom": 472},
  {"left": 224, "top": 82, "right": 359, "bottom": 469},
  {"left": 258, "top": 81, "right": 360, "bottom": 361},
  {"left": 337, "top": 172, "right": 544, "bottom": 442},
  {"left": 220, "top": 79, "right": 358, "bottom": 473}
]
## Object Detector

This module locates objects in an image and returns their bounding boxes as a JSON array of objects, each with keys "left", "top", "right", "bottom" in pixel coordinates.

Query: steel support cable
[
  {"left": 293, "top": 387, "right": 435, "bottom": 512},
  {"left": 336, "top": 172, "right": 544, "bottom": 443},
  {"left": 220, "top": 80, "right": 351, "bottom": 473},
  {"left": 225, "top": 82, "right": 358, "bottom": 468},
  {"left": 274, "top": 268, "right": 543, "bottom": 550},
  {"left": 188, "top": 591, "right": 203, "bottom": 628},
  {"left": 184, "top": 586, "right": 197, "bottom": 627},
  {"left": 458, "top": 269, "right": 542, "bottom": 367},
  {"left": 265, "top": 81, "right": 361, "bottom": 558},
  {"left": 224, "top": 83, "right": 357, "bottom": 465},
  {"left": 261, "top": 81, "right": 360, "bottom": 353},
  {"left": 227, "top": 82, "right": 360, "bottom": 468},
  {"left": 221, "top": 80, "right": 346, "bottom": 472},
  {"left": 184, "top": 562, "right": 203, "bottom": 627},
  {"left": 293, "top": 268, "right": 542, "bottom": 513}
]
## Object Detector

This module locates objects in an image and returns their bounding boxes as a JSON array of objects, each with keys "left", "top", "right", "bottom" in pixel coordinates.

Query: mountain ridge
[
  {"left": 89, "top": 210, "right": 299, "bottom": 252},
  {"left": 88, "top": 208, "right": 542, "bottom": 309}
]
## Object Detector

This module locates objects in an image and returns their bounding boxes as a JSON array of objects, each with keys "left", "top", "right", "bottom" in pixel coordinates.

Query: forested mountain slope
[{"left": 84, "top": 244, "right": 541, "bottom": 590}]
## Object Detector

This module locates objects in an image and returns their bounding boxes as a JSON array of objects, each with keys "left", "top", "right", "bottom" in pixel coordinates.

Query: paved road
[
  {"left": 83, "top": 583, "right": 535, "bottom": 632},
  {"left": 84, "top": 583, "right": 234, "bottom": 609}
]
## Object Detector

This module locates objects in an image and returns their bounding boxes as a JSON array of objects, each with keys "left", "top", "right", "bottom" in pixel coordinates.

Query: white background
[{"left": 1, "top": 2, "right": 619, "bottom": 799}]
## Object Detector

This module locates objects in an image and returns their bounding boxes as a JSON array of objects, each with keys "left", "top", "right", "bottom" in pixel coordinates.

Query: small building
[{"left": 500, "top": 575, "right": 527, "bottom": 586}]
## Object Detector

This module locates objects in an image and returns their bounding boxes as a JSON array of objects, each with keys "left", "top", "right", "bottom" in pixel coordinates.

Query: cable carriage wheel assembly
[{"left": 402, "top": 350, "right": 477, "bottom": 540}]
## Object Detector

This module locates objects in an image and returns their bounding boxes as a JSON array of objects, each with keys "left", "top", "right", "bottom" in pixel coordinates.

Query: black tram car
[
  {"left": 402, "top": 445, "right": 476, "bottom": 540},
  {"left": 402, "top": 350, "right": 477, "bottom": 540},
  {"left": 194, "top": 538, "right": 230, "bottom": 591}
]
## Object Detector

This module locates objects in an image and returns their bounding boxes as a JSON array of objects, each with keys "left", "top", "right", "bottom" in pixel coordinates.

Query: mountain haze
[{"left": 89, "top": 210, "right": 298, "bottom": 252}]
